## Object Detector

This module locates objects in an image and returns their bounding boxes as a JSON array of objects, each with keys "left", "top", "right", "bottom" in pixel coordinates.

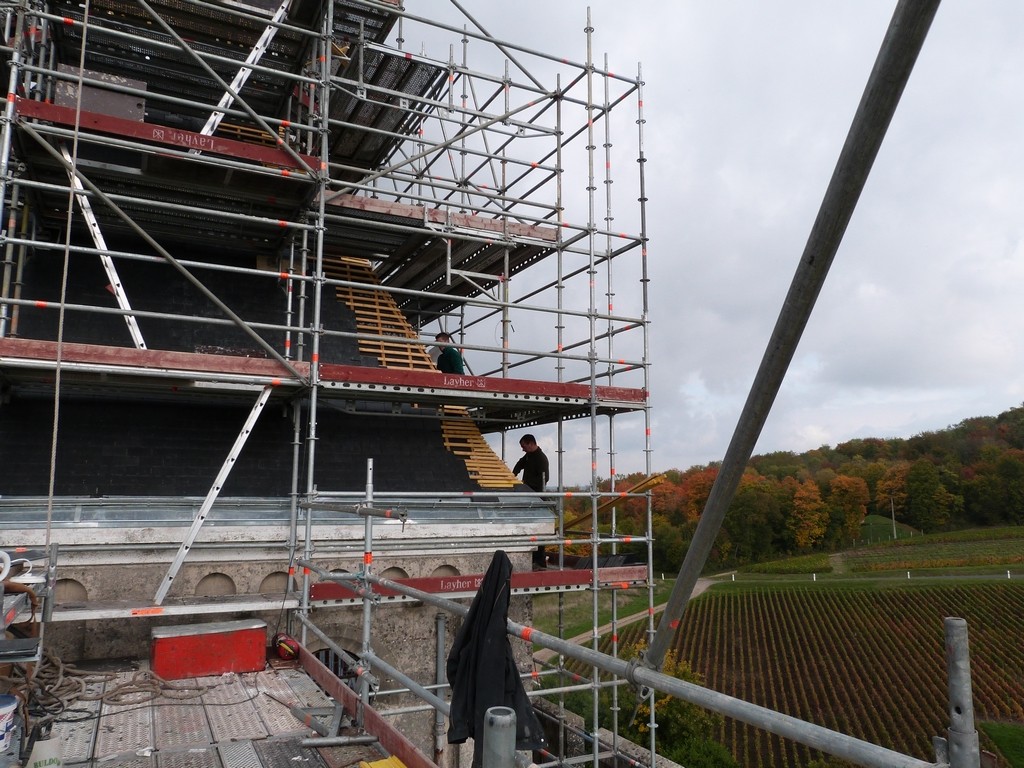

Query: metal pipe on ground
[{"left": 299, "top": 735, "right": 380, "bottom": 748}]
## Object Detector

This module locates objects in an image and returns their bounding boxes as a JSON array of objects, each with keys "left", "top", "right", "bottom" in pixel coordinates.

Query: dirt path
[{"left": 532, "top": 576, "right": 715, "bottom": 664}]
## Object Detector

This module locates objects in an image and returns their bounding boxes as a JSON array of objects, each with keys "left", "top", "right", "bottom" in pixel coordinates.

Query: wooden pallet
[
  {"left": 215, "top": 121, "right": 286, "bottom": 149},
  {"left": 215, "top": 120, "right": 288, "bottom": 151}
]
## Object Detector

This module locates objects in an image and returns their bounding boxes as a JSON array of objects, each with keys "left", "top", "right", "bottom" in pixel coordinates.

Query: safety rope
[
  {"left": 1, "top": 650, "right": 217, "bottom": 733},
  {"left": 44, "top": 1, "right": 93, "bottom": 554},
  {"left": 23, "top": 18, "right": 95, "bottom": 749}
]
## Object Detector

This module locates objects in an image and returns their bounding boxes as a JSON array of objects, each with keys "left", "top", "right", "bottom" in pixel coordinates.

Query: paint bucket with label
[
  {"left": 0, "top": 694, "right": 18, "bottom": 752},
  {"left": 28, "top": 735, "right": 63, "bottom": 767}
]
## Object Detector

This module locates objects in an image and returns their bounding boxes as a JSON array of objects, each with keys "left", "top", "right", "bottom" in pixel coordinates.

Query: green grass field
[
  {"left": 532, "top": 577, "right": 674, "bottom": 639},
  {"left": 735, "top": 523, "right": 1024, "bottom": 579},
  {"left": 982, "top": 722, "right": 1024, "bottom": 768}
]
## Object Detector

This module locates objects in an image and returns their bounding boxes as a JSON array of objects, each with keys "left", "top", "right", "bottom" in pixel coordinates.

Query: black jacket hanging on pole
[{"left": 446, "top": 550, "right": 547, "bottom": 766}]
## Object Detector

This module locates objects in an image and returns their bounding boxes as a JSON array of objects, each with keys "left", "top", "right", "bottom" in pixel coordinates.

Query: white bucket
[{"left": 0, "top": 693, "right": 17, "bottom": 753}]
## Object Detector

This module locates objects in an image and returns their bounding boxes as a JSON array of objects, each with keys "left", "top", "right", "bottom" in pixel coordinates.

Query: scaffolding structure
[
  {"left": 0, "top": 1, "right": 658, "bottom": 765},
  {"left": 0, "top": 2, "right": 652, "bottom": 482}
]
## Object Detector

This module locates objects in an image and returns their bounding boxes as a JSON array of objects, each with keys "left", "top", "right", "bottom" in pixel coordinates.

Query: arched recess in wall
[
  {"left": 430, "top": 564, "right": 459, "bottom": 577},
  {"left": 55, "top": 578, "right": 87, "bottom": 602},
  {"left": 259, "top": 571, "right": 289, "bottom": 593},
  {"left": 195, "top": 573, "right": 236, "bottom": 596}
]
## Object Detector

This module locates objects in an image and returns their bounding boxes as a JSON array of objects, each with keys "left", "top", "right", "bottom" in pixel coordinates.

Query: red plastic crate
[{"left": 150, "top": 619, "right": 266, "bottom": 680}]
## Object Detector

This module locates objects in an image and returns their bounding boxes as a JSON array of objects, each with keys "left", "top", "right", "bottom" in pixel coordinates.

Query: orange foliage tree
[
  {"left": 679, "top": 466, "right": 718, "bottom": 521},
  {"left": 876, "top": 460, "right": 910, "bottom": 525},
  {"left": 828, "top": 474, "right": 870, "bottom": 544},
  {"left": 788, "top": 478, "right": 828, "bottom": 550}
]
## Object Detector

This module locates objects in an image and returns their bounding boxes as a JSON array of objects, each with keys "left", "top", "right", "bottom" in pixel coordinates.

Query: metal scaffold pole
[
  {"left": 644, "top": 0, "right": 943, "bottom": 673},
  {"left": 300, "top": 0, "right": 334, "bottom": 646}
]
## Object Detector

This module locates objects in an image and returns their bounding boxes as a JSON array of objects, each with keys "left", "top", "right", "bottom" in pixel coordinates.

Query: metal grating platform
[
  {"left": 49, "top": 662, "right": 385, "bottom": 768},
  {"left": 93, "top": 672, "right": 156, "bottom": 758}
]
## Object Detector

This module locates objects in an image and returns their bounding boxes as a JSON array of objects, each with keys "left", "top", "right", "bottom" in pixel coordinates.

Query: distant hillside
[{"left": 569, "top": 404, "right": 1024, "bottom": 573}]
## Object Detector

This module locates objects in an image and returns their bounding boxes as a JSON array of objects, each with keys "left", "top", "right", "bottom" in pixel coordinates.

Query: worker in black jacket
[{"left": 512, "top": 434, "right": 549, "bottom": 492}]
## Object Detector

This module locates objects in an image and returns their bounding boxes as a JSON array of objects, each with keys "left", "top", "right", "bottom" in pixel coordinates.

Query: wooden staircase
[
  {"left": 323, "top": 256, "right": 518, "bottom": 489},
  {"left": 439, "top": 407, "right": 519, "bottom": 489},
  {"left": 324, "top": 256, "right": 435, "bottom": 370}
]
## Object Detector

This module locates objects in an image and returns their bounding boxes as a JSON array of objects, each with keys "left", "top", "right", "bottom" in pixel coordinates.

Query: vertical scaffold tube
[
  {"left": 0, "top": 6, "right": 26, "bottom": 246},
  {"left": 583, "top": 13, "right": 602, "bottom": 768},
  {"left": 482, "top": 707, "right": 517, "bottom": 768},
  {"left": 435, "top": 613, "right": 448, "bottom": 762},
  {"left": 944, "top": 618, "right": 980, "bottom": 768},
  {"left": 361, "top": 458, "right": 375, "bottom": 688}
]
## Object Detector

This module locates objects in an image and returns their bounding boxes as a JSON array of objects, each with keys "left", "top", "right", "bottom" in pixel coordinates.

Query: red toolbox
[{"left": 150, "top": 619, "right": 267, "bottom": 680}]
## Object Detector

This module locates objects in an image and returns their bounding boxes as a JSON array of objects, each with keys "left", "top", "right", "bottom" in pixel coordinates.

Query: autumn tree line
[{"left": 572, "top": 404, "right": 1024, "bottom": 573}]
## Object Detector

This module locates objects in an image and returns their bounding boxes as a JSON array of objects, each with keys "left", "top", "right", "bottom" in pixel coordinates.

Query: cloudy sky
[{"left": 418, "top": 2, "right": 1024, "bottom": 482}]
